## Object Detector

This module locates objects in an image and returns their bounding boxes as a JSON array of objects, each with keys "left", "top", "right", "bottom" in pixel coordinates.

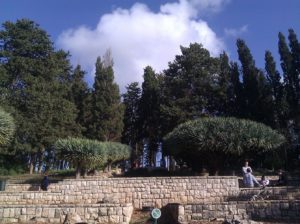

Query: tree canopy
[
  {"left": 0, "top": 108, "right": 15, "bottom": 146},
  {"left": 55, "top": 138, "right": 131, "bottom": 178},
  {"left": 163, "top": 117, "right": 286, "bottom": 173}
]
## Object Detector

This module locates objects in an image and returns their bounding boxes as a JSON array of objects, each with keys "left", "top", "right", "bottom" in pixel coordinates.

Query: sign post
[{"left": 151, "top": 208, "right": 161, "bottom": 224}]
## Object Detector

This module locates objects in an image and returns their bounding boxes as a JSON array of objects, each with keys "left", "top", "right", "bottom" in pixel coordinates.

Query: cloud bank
[
  {"left": 57, "top": 0, "right": 228, "bottom": 91},
  {"left": 224, "top": 25, "right": 248, "bottom": 38}
]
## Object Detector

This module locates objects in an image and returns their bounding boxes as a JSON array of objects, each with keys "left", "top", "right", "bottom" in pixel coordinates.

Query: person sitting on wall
[
  {"left": 260, "top": 175, "right": 270, "bottom": 187},
  {"left": 40, "top": 171, "right": 49, "bottom": 191},
  {"left": 276, "top": 169, "right": 287, "bottom": 186},
  {"left": 244, "top": 168, "right": 261, "bottom": 188}
]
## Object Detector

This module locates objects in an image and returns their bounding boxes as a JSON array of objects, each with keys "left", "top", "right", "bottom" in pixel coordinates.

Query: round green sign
[{"left": 151, "top": 208, "right": 161, "bottom": 219}]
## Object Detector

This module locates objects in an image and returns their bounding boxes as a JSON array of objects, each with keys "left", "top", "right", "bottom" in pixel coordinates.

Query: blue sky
[{"left": 1, "top": 0, "right": 300, "bottom": 89}]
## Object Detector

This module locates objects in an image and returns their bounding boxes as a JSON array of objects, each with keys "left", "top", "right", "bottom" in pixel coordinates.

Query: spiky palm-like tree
[
  {"left": 164, "top": 117, "right": 286, "bottom": 173},
  {"left": 55, "top": 138, "right": 130, "bottom": 178}
]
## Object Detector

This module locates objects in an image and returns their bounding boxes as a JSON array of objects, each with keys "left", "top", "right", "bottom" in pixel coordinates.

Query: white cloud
[
  {"left": 224, "top": 25, "right": 248, "bottom": 38},
  {"left": 57, "top": 0, "right": 228, "bottom": 91}
]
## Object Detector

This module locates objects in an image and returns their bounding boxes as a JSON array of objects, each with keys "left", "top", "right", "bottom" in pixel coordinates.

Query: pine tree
[
  {"left": 70, "top": 65, "right": 89, "bottom": 136},
  {"left": 160, "top": 43, "right": 219, "bottom": 136},
  {"left": 122, "top": 82, "right": 141, "bottom": 167},
  {"left": 0, "top": 19, "right": 80, "bottom": 173},
  {"left": 89, "top": 54, "right": 124, "bottom": 141}
]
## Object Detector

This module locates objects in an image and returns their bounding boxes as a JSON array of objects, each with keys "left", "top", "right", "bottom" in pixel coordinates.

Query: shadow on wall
[{"left": 159, "top": 203, "right": 180, "bottom": 224}]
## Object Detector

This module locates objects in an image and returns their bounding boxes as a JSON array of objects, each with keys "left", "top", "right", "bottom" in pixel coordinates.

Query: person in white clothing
[
  {"left": 242, "top": 160, "right": 252, "bottom": 186},
  {"left": 244, "top": 168, "right": 261, "bottom": 187}
]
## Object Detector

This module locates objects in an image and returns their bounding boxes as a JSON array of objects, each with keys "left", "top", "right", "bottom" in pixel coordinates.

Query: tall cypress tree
[
  {"left": 229, "top": 62, "right": 244, "bottom": 117},
  {"left": 288, "top": 29, "right": 300, "bottom": 118},
  {"left": 288, "top": 29, "right": 300, "bottom": 83},
  {"left": 70, "top": 65, "right": 89, "bottom": 136},
  {"left": 278, "top": 32, "right": 297, "bottom": 117},
  {"left": 237, "top": 39, "right": 258, "bottom": 119},
  {"left": 265, "top": 50, "right": 288, "bottom": 128},
  {"left": 139, "top": 66, "right": 160, "bottom": 166},
  {"left": 218, "top": 52, "right": 232, "bottom": 115},
  {"left": 237, "top": 39, "right": 272, "bottom": 124},
  {"left": 89, "top": 54, "right": 124, "bottom": 141},
  {"left": 122, "top": 82, "right": 141, "bottom": 167}
]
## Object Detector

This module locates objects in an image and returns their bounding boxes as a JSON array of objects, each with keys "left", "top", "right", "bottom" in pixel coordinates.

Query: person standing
[
  {"left": 244, "top": 168, "right": 261, "bottom": 187},
  {"left": 242, "top": 160, "right": 252, "bottom": 186}
]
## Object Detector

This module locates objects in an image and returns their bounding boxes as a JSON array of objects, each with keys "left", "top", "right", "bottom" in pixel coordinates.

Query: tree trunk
[
  {"left": 83, "top": 168, "right": 88, "bottom": 178},
  {"left": 38, "top": 151, "right": 44, "bottom": 173},
  {"left": 29, "top": 161, "right": 34, "bottom": 174},
  {"left": 170, "top": 156, "right": 176, "bottom": 171},
  {"left": 76, "top": 165, "right": 81, "bottom": 179},
  {"left": 29, "top": 153, "right": 36, "bottom": 174}
]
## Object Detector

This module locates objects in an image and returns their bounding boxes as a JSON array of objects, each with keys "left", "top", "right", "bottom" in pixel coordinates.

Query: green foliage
[
  {"left": 264, "top": 50, "right": 288, "bottom": 128},
  {"left": 237, "top": 39, "right": 273, "bottom": 125},
  {"left": 0, "top": 108, "right": 15, "bottom": 146},
  {"left": 0, "top": 19, "right": 81, "bottom": 173},
  {"left": 139, "top": 66, "right": 161, "bottom": 166},
  {"left": 55, "top": 138, "right": 131, "bottom": 178},
  {"left": 0, "top": 154, "right": 26, "bottom": 176},
  {"left": 164, "top": 117, "right": 285, "bottom": 155},
  {"left": 70, "top": 65, "right": 89, "bottom": 136},
  {"left": 106, "top": 142, "right": 131, "bottom": 163},
  {"left": 164, "top": 117, "right": 286, "bottom": 173},
  {"left": 160, "top": 43, "right": 220, "bottom": 136},
  {"left": 88, "top": 54, "right": 124, "bottom": 141},
  {"left": 55, "top": 138, "right": 107, "bottom": 170},
  {"left": 122, "top": 82, "right": 141, "bottom": 145},
  {"left": 122, "top": 82, "right": 142, "bottom": 167}
]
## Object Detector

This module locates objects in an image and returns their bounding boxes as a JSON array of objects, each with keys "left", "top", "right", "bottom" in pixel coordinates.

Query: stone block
[
  {"left": 48, "top": 209, "right": 55, "bottom": 218},
  {"left": 97, "top": 216, "right": 109, "bottom": 223},
  {"left": 21, "top": 208, "right": 26, "bottom": 215},
  {"left": 18, "top": 215, "right": 27, "bottom": 223},
  {"left": 109, "top": 215, "right": 120, "bottom": 223},
  {"left": 27, "top": 208, "right": 35, "bottom": 215},
  {"left": 3, "top": 208, "right": 10, "bottom": 218},
  {"left": 191, "top": 214, "right": 202, "bottom": 220}
]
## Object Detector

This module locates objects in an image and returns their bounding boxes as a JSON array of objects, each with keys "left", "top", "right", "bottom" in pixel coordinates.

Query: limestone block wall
[
  {"left": 5, "top": 183, "right": 59, "bottom": 192},
  {"left": 2, "top": 177, "right": 239, "bottom": 209},
  {"left": 176, "top": 200, "right": 300, "bottom": 223},
  {"left": 232, "top": 186, "right": 300, "bottom": 201},
  {"left": 0, "top": 203, "right": 133, "bottom": 224}
]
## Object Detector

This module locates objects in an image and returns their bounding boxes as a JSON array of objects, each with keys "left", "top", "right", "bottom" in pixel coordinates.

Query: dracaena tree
[
  {"left": 55, "top": 138, "right": 130, "bottom": 178},
  {"left": 106, "top": 142, "right": 131, "bottom": 171},
  {"left": 163, "top": 117, "right": 286, "bottom": 174},
  {"left": 55, "top": 138, "right": 107, "bottom": 178}
]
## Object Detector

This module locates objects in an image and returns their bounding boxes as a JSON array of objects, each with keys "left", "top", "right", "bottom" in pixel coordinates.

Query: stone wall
[
  {"left": 175, "top": 200, "right": 300, "bottom": 223},
  {"left": 0, "top": 203, "right": 133, "bottom": 224},
  {"left": 2, "top": 177, "right": 239, "bottom": 209},
  {"left": 232, "top": 186, "right": 300, "bottom": 201}
]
